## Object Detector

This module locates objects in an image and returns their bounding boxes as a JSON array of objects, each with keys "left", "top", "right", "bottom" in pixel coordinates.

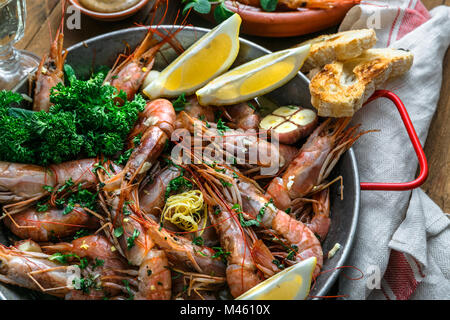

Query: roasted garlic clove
[{"left": 259, "top": 106, "right": 318, "bottom": 144}]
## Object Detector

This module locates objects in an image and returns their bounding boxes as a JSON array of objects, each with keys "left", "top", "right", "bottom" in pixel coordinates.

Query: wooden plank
[
  {"left": 17, "top": 0, "right": 64, "bottom": 57},
  {"left": 18, "top": 0, "right": 180, "bottom": 59},
  {"left": 16, "top": 0, "right": 60, "bottom": 53},
  {"left": 421, "top": 0, "right": 450, "bottom": 212},
  {"left": 422, "top": 48, "right": 450, "bottom": 212},
  {"left": 422, "top": 0, "right": 450, "bottom": 10}
]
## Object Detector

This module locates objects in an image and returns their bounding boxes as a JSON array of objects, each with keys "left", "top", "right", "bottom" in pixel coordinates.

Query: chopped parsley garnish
[
  {"left": 49, "top": 252, "right": 79, "bottom": 264},
  {"left": 73, "top": 229, "right": 90, "bottom": 240},
  {"left": 116, "top": 148, "right": 133, "bottom": 165},
  {"left": 122, "top": 279, "right": 134, "bottom": 300},
  {"left": 73, "top": 274, "right": 99, "bottom": 294},
  {"left": 49, "top": 252, "right": 89, "bottom": 270},
  {"left": 257, "top": 198, "right": 273, "bottom": 223},
  {"left": 61, "top": 183, "right": 98, "bottom": 215},
  {"left": 36, "top": 203, "right": 49, "bottom": 212},
  {"left": 79, "top": 257, "right": 89, "bottom": 270},
  {"left": 63, "top": 203, "right": 75, "bottom": 215},
  {"left": 132, "top": 133, "right": 142, "bottom": 146},
  {"left": 199, "top": 115, "right": 212, "bottom": 128},
  {"left": 219, "top": 179, "right": 232, "bottom": 187},
  {"left": 232, "top": 200, "right": 273, "bottom": 228},
  {"left": 127, "top": 229, "right": 140, "bottom": 249},
  {"left": 192, "top": 236, "right": 204, "bottom": 246},
  {"left": 93, "top": 258, "right": 105, "bottom": 270},
  {"left": 231, "top": 203, "right": 242, "bottom": 212},
  {"left": 123, "top": 204, "right": 132, "bottom": 216},
  {"left": 239, "top": 213, "right": 260, "bottom": 228},
  {"left": 286, "top": 245, "right": 298, "bottom": 261},
  {"left": 55, "top": 198, "right": 65, "bottom": 208},
  {"left": 92, "top": 163, "right": 112, "bottom": 178},
  {"left": 272, "top": 259, "right": 285, "bottom": 269},
  {"left": 212, "top": 247, "right": 231, "bottom": 263},
  {"left": 114, "top": 227, "right": 123, "bottom": 238},
  {"left": 114, "top": 226, "right": 124, "bottom": 238},
  {"left": 58, "top": 178, "right": 75, "bottom": 193},
  {"left": 216, "top": 118, "right": 230, "bottom": 136},
  {"left": 43, "top": 185, "right": 54, "bottom": 192},
  {"left": 172, "top": 93, "right": 187, "bottom": 112},
  {"left": 165, "top": 175, "right": 192, "bottom": 199}
]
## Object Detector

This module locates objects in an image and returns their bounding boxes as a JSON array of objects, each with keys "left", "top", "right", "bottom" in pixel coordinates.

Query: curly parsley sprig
[{"left": 0, "top": 66, "right": 145, "bottom": 166}]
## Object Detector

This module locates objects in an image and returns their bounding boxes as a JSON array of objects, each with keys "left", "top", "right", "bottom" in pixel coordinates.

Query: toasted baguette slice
[
  {"left": 310, "top": 48, "right": 414, "bottom": 117},
  {"left": 298, "top": 29, "right": 377, "bottom": 73}
]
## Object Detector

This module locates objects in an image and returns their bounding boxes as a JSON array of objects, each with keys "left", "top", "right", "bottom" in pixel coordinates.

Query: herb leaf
[
  {"left": 216, "top": 118, "right": 230, "bottom": 136},
  {"left": 214, "top": 2, "right": 234, "bottom": 23},
  {"left": 127, "top": 229, "right": 140, "bottom": 249},
  {"left": 212, "top": 246, "right": 231, "bottom": 263},
  {"left": 192, "top": 236, "right": 204, "bottom": 246},
  {"left": 165, "top": 175, "right": 192, "bottom": 199},
  {"left": 260, "top": 0, "right": 278, "bottom": 11},
  {"left": 114, "top": 227, "right": 124, "bottom": 238},
  {"left": 172, "top": 93, "right": 188, "bottom": 112},
  {"left": 182, "top": 0, "right": 211, "bottom": 15}
]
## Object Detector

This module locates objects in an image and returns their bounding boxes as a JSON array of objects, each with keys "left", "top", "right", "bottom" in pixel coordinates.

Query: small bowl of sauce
[{"left": 69, "top": 0, "right": 151, "bottom": 21}]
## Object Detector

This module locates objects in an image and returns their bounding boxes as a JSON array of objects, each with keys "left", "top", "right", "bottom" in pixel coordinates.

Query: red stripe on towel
[
  {"left": 383, "top": 250, "right": 419, "bottom": 300},
  {"left": 387, "top": 8, "right": 401, "bottom": 47},
  {"left": 396, "top": 1, "right": 431, "bottom": 40}
]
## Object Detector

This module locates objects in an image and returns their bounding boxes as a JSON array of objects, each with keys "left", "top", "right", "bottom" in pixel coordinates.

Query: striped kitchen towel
[{"left": 337, "top": 0, "right": 450, "bottom": 300}]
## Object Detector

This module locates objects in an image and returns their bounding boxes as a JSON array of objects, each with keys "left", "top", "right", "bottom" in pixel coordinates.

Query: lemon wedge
[
  {"left": 196, "top": 44, "right": 311, "bottom": 106},
  {"left": 143, "top": 14, "right": 242, "bottom": 99},
  {"left": 236, "top": 257, "right": 316, "bottom": 300}
]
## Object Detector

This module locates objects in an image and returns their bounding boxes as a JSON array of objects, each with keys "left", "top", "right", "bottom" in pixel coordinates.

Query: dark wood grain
[
  {"left": 422, "top": 48, "right": 450, "bottom": 212},
  {"left": 17, "top": 0, "right": 179, "bottom": 56},
  {"left": 421, "top": 0, "right": 450, "bottom": 213},
  {"left": 422, "top": 0, "right": 450, "bottom": 9},
  {"left": 16, "top": 0, "right": 450, "bottom": 213}
]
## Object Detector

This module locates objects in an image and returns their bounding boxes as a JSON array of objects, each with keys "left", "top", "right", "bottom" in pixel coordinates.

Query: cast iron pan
[{"left": 0, "top": 26, "right": 427, "bottom": 300}]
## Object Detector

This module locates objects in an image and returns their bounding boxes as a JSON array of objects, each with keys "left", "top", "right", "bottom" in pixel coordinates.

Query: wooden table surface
[{"left": 16, "top": 0, "right": 450, "bottom": 213}]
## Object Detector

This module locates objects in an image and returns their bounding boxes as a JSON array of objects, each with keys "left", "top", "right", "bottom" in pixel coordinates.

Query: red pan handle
[{"left": 359, "top": 90, "right": 428, "bottom": 191}]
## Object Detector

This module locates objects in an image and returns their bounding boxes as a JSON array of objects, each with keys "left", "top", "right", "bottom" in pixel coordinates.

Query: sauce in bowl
[{"left": 79, "top": 0, "right": 141, "bottom": 13}]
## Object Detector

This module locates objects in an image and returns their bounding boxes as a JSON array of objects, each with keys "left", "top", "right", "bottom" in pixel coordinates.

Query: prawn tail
[
  {"left": 103, "top": 171, "right": 125, "bottom": 192},
  {"left": 250, "top": 239, "right": 278, "bottom": 277}
]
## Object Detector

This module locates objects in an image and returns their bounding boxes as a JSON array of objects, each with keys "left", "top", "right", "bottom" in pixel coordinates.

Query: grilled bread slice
[
  {"left": 299, "top": 29, "right": 377, "bottom": 73},
  {"left": 309, "top": 48, "right": 414, "bottom": 117}
]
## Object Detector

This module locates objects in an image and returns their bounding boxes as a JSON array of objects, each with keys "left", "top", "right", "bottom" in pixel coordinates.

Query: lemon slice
[
  {"left": 196, "top": 44, "right": 311, "bottom": 106},
  {"left": 143, "top": 14, "right": 242, "bottom": 99},
  {"left": 236, "top": 257, "right": 316, "bottom": 300}
]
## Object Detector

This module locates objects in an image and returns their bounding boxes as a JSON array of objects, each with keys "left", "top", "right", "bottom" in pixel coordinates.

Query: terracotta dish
[
  {"left": 208, "top": 0, "right": 360, "bottom": 37},
  {"left": 68, "top": 0, "right": 151, "bottom": 21}
]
